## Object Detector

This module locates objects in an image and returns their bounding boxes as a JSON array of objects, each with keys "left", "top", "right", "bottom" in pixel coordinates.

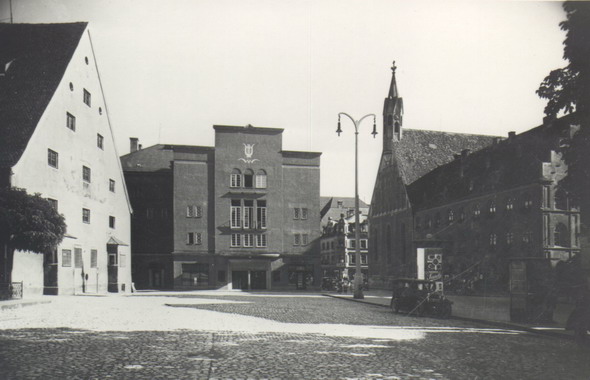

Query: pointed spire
[{"left": 388, "top": 60, "right": 399, "bottom": 99}]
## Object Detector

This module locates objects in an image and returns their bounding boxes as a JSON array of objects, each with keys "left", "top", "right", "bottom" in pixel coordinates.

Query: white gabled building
[{"left": 0, "top": 23, "right": 132, "bottom": 296}]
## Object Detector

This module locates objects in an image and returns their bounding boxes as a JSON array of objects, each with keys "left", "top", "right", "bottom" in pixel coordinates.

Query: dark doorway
[
  {"left": 232, "top": 270, "right": 248, "bottom": 290},
  {"left": 251, "top": 271, "right": 267, "bottom": 290}
]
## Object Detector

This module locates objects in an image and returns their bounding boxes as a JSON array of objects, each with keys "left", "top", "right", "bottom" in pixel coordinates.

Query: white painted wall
[{"left": 11, "top": 27, "right": 132, "bottom": 296}]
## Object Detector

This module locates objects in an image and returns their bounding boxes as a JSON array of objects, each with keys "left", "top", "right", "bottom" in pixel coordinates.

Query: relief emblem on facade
[{"left": 239, "top": 143, "right": 259, "bottom": 164}]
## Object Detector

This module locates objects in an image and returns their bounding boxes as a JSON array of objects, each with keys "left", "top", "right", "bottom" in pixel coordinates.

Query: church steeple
[{"left": 383, "top": 61, "right": 404, "bottom": 152}]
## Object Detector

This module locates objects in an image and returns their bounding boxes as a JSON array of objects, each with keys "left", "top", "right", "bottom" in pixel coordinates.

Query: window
[
  {"left": 82, "top": 208, "right": 90, "bottom": 223},
  {"left": 489, "top": 233, "right": 497, "bottom": 247},
  {"left": 186, "top": 205, "right": 194, "bottom": 217},
  {"left": 48, "top": 149, "right": 58, "bottom": 168},
  {"left": 243, "top": 200, "right": 253, "bottom": 229},
  {"left": 90, "top": 249, "right": 98, "bottom": 268},
  {"left": 294, "top": 233, "right": 301, "bottom": 245},
  {"left": 196, "top": 205, "right": 202, "bottom": 218},
  {"left": 302, "top": 234, "right": 309, "bottom": 245},
  {"left": 186, "top": 205, "right": 203, "bottom": 218},
  {"left": 473, "top": 204, "right": 481, "bottom": 217},
  {"left": 97, "top": 134, "right": 104, "bottom": 149},
  {"left": 230, "top": 169, "right": 242, "bottom": 187},
  {"left": 244, "top": 234, "right": 254, "bottom": 247},
  {"left": 488, "top": 201, "right": 496, "bottom": 215},
  {"left": 554, "top": 223, "right": 569, "bottom": 247},
  {"left": 244, "top": 169, "right": 254, "bottom": 188},
  {"left": 108, "top": 253, "right": 117, "bottom": 266},
  {"left": 62, "top": 249, "right": 72, "bottom": 267},
  {"left": 256, "top": 234, "right": 267, "bottom": 247},
  {"left": 301, "top": 208, "right": 308, "bottom": 220},
  {"left": 47, "top": 198, "right": 58, "bottom": 211},
  {"left": 109, "top": 216, "right": 115, "bottom": 229},
  {"left": 83, "top": 89, "right": 91, "bottom": 106},
  {"left": 448, "top": 209, "right": 454, "bottom": 223},
  {"left": 543, "top": 186, "right": 551, "bottom": 208},
  {"left": 231, "top": 233, "right": 241, "bottom": 247},
  {"left": 257, "top": 200, "right": 267, "bottom": 229},
  {"left": 293, "top": 208, "right": 300, "bottom": 219},
  {"left": 360, "top": 239, "right": 368, "bottom": 249},
  {"left": 119, "top": 254, "right": 126, "bottom": 268},
  {"left": 361, "top": 254, "right": 368, "bottom": 265},
  {"left": 187, "top": 232, "right": 202, "bottom": 245},
  {"left": 255, "top": 170, "right": 267, "bottom": 188},
  {"left": 506, "top": 232, "right": 514, "bottom": 245},
  {"left": 506, "top": 198, "right": 514, "bottom": 211},
  {"left": 523, "top": 195, "right": 533, "bottom": 210},
  {"left": 83, "top": 166, "right": 91, "bottom": 182},
  {"left": 66, "top": 112, "right": 76, "bottom": 131},
  {"left": 109, "top": 179, "right": 115, "bottom": 192},
  {"left": 196, "top": 232, "right": 202, "bottom": 245},
  {"left": 230, "top": 200, "right": 241, "bottom": 228},
  {"left": 337, "top": 201, "right": 343, "bottom": 208},
  {"left": 349, "top": 254, "right": 356, "bottom": 265},
  {"left": 349, "top": 239, "right": 356, "bottom": 249},
  {"left": 522, "top": 231, "right": 533, "bottom": 244},
  {"left": 74, "top": 248, "right": 82, "bottom": 268},
  {"left": 555, "top": 188, "right": 568, "bottom": 210}
]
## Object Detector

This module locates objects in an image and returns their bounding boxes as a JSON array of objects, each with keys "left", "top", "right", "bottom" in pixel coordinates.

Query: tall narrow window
[
  {"left": 82, "top": 166, "right": 91, "bottom": 182},
  {"left": 97, "top": 134, "right": 104, "bottom": 149},
  {"left": 554, "top": 223, "right": 569, "bottom": 247},
  {"left": 257, "top": 200, "right": 267, "bottom": 229},
  {"left": 301, "top": 208, "right": 308, "bottom": 220},
  {"left": 109, "top": 216, "right": 115, "bottom": 229},
  {"left": 244, "top": 234, "right": 254, "bottom": 247},
  {"left": 187, "top": 232, "right": 195, "bottom": 245},
  {"left": 230, "top": 200, "right": 241, "bottom": 228},
  {"left": 82, "top": 208, "right": 90, "bottom": 223},
  {"left": 302, "top": 234, "right": 309, "bottom": 245},
  {"left": 243, "top": 200, "right": 253, "bottom": 229},
  {"left": 244, "top": 169, "right": 254, "bottom": 188},
  {"left": 473, "top": 203, "right": 481, "bottom": 217},
  {"left": 62, "top": 249, "right": 72, "bottom": 267},
  {"left": 74, "top": 248, "right": 83, "bottom": 268},
  {"left": 48, "top": 149, "right": 58, "bottom": 168},
  {"left": 256, "top": 234, "right": 267, "bottom": 247},
  {"left": 83, "top": 89, "right": 91, "bottom": 107},
  {"left": 506, "top": 198, "right": 514, "bottom": 211},
  {"left": 294, "top": 233, "right": 301, "bottom": 246},
  {"left": 230, "top": 169, "right": 242, "bottom": 188},
  {"left": 109, "top": 179, "right": 115, "bottom": 192},
  {"left": 447, "top": 210, "right": 454, "bottom": 223},
  {"left": 488, "top": 201, "right": 496, "bottom": 216},
  {"left": 489, "top": 233, "right": 497, "bottom": 247},
  {"left": 196, "top": 232, "right": 202, "bottom": 245},
  {"left": 66, "top": 112, "right": 76, "bottom": 131},
  {"left": 293, "top": 208, "right": 300, "bottom": 219},
  {"left": 555, "top": 188, "right": 568, "bottom": 210},
  {"left": 255, "top": 170, "right": 267, "bottom": 188},
  {"left": 186, "top": 205, "right": 194, "bottom": 217},
  {"left": 196, "top": 205, "right": 203, "bottom": 218},
  {"left": 90, "top": 249, "right": 98, "bottom": 268},
  {"left": 231, "top": 233, "right": 241, "bottom": 247}
]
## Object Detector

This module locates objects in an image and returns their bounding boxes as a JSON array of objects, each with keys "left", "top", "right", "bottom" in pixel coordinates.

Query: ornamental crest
[{"left": 239, "top": 143, "right": 259, "bottom": 164}]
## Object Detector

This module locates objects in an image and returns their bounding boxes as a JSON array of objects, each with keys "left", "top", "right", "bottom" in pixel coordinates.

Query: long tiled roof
[
  {"left": 393, "top": 129, "right": 500, "bottom": 185},
  {"left": 0, "top": 23, "right": 87, "bottom": 167}
]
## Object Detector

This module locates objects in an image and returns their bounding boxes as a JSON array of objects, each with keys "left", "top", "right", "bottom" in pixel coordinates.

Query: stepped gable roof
[
  {"left": 406, "top": 116, "right": 576, "bottom": 211},
  {"left": 392, "top": 129, "right": 499, "bottom": 185},
  {"left": 0, "top": 22, "right": 88, "bottom": 168}
]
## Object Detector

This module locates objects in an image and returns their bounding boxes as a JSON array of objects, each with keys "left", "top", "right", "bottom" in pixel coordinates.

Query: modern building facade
[
  {"left": 121, "top": 125, "right": 322, "bottom": 291},
  {"left": 369, "top": 63, "right": 584, "bottom": 292},
  {"left": 0, "top": 23, "right": 132, "bottom": 296}
]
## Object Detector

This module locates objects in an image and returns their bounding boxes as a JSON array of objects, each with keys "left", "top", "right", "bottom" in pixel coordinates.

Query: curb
[
  {"left": 0, "top": 299, "right": 52, "bottom": 311},
  {"left": 322, "top": 293, "right": 575, "bottom": 341}
]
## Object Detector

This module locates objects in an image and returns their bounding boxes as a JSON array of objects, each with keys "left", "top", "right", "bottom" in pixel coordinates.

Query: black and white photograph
[{"left": 0, "top": 0, "right": 589, "bottom": 378}]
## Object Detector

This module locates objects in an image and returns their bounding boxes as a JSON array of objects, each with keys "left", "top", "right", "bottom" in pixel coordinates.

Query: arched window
[
  {"left": 244, "top": 169, "right": 254, "bottom": 188},
  {"left": 554, "top": 223, "right": 569, "bottom": 247},
  {"left": 255, "top": 169, "right": 267, "bottom": 189},
  {"left": 230, "top": 168, "right": 241, "bottom": 187},
  {"left": 488, "top": 201, "right": 496, "bottom": 216},
  {"left": 506, "top": 198, "right": 514, "bottom": 211},
  {"left": 555, "top": 188, "right": 568, "bottom": 210}
]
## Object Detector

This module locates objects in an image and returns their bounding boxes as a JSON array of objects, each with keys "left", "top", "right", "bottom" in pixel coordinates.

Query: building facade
[
  {"left": 0, "top": 23, "right": 132, "bottom": 296},
  {"left": 369, "top": 63, "right": 584, "bottom": 292},
  {"left": 122, "top": 125, "right": 322, "bottom": 291}
]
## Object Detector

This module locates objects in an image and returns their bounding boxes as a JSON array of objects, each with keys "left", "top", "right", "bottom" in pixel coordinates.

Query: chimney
[
  {"left": 508, "top": 131, "right": 516, "bottom": 140},
  {"left": 130, "top": 137, "right": 139, "bottom": 153}
]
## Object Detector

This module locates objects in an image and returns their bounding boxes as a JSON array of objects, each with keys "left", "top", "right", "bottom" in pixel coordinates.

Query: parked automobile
[{"left": 390, "top": 278, "right": 452, "bottom": 318}]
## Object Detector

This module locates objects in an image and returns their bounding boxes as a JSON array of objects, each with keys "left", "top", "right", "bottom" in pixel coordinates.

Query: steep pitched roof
[
  {"left": 320, "top": 196, "right": 369, "bottom": 225},
  {"left": 0, "top": 23, "right": 88, "bottom": 168},
  {"left": 392, "top": 129, "right": 499, "bottom": 185},
  {"left": 120, "top": 144, "right": 174, "bottom": 172}
]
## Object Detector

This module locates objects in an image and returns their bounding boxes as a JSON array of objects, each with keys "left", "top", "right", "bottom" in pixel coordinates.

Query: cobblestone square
[{"left": 0, "top": 292, "right": 588, "bottom": 379}]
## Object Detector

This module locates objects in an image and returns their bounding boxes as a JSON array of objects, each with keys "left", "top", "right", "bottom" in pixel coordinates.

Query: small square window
[
  {"left": 109, "top": 179, "right": 115, "bottom": 192},
  {"left": 83, "top": 89, "right": 91, "bottom": 107},
  {"left": 82, "top": 208, "right": 90, "bottom": 223},
  {"left": 97, "top": 134, "right": 104, "bottom": 149},
  {"left": 109, "top": 216, "right": 115, "bottom": 229},
  {"left": 66, "top": 112, "right": 76, "bottom": 131},
  {"left": 48, "top": 149, "right": 58, "bottom": 168},
  {"left": 83, "top": 166, "right": 91, "bottom": 182}
]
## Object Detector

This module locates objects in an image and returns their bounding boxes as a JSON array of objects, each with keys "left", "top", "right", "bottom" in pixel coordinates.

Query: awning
[
  {"left": 64, "top": 233, "right": 77, "bottom": 239},
  {"left": 107, "top": 236, "right": 129, "bottom": 246}
]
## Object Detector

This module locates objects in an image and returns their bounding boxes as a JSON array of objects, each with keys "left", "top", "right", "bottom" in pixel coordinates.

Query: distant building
[
  {"left": 121, "top": 125, "right": 322, "bottom": 290},
  {"left": 320, "top": 196, "right": 369, "bottom": 227},
  {"left": 369, "top": 63, "right": 583, "bottom": 292},
  {"left": 320, "top": 211, "right": 369, "bottom": 289},
  {"left": 0, "top": 23, "right": 132, "bottom": 295}
]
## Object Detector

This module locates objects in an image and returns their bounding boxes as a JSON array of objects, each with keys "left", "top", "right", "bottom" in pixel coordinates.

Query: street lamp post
[{"left": 336, "top": 112, "right": 377, "bottom": 299}]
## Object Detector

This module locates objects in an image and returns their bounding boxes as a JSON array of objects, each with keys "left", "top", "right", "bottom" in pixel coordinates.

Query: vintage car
[{"left": 390, "top": 278, "right": 452, "bottom": 318}]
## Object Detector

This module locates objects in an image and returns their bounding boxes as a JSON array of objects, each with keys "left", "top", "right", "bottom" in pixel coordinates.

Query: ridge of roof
[{"left": 0, "top": 22, "right": 88, "bottom": 167}]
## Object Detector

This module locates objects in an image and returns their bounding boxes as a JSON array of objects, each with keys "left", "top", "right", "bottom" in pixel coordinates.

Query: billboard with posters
[{"left": 416, "top": 247, "right": 444, "bottom": 292}]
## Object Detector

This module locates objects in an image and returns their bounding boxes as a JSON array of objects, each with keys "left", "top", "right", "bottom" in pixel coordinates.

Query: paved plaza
[{"left": 0, "top": 291, "right": 588, "bottom": 379}]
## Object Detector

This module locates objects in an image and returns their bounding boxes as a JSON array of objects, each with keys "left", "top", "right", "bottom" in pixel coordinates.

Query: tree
[
  {"left": 536, "top": 1, "right": 590, "bottom": 218},
  {"left": 0, "top": 187, "right": 66, "bottom": 288}
]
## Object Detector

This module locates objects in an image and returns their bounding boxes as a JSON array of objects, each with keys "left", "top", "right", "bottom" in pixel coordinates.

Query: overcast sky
[{"left": 1, "top": 0, "right": 567, "bottom": 201}]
